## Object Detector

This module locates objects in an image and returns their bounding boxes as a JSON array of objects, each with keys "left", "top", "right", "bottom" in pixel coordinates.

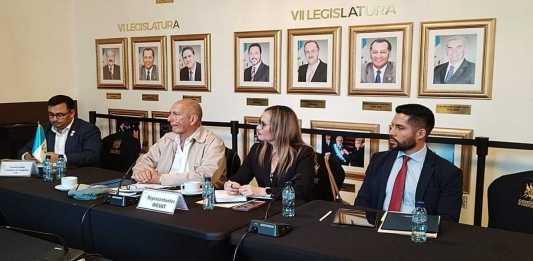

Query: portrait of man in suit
[
  {"left": 361, "top": 38, "right": 396, "bottom": 84},
  {"left": 139, "top": 47, "right": 159, "bottom": 81},
  {"left": 243, "top": 43, "right": 269, "bottom": 82},
  {"left": 297, "top": 40, "right": 327, "bottom": 83},
  {"left": 433, "top": 36, "right": 475, "bottom": 84},
  {"left": 102, "top": 48, "right": 121, "bottom": 80},
  {"left": 179, "top": 46, "right": 202, "bottom": 81}
]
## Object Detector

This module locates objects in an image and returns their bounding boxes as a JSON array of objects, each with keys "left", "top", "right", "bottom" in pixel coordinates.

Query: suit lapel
[
  {"left": 46, "top": 125, "right": 55, "bottom": 152},
  {"left": 377, "top": 150, "right": 400, "bottom": 208},
  {"left": 64, "top": 119, "right": 78, "bottom": 154},
  {"left": 416, "top": 149, "right": 436, "bottom": 201}
]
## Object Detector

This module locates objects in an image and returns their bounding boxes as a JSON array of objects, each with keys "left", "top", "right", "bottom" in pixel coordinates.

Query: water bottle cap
[
  {"left": 204, "top": 176, "right": 212, "bottom": 181},
  {"left": 415, "top": 201, "right": 425, "bottom": 207},
  {"left": 58, "top": 155, "right": 64, "bottom": 159}
]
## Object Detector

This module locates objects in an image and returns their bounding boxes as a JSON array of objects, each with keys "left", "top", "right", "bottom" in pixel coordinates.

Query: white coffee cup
[
  {"left": 180, "top": 181, "right": 202, "bottom": 193},
  {"left": 61, "top": 176, "right": 78, "bottom": 189}
]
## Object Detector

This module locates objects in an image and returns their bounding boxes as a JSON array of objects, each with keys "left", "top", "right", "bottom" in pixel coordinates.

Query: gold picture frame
[
  {"left": 131, "top": 36, "right": 167, "bottom": 90},
  {"left": 108, "top": 109, "right": 150, "bottom": 153},
  {"left": 242, "top": 116, "right": 260, "bottom": 157},
  {"left": 287, "top": 26, "right": 341, "bottom": 95},
  {"left": 429, "top": 127, "right": 473, "bottom": 193},
  {"left": 234, "top": 30, "right": 281, "bottom": 93},
  {"left": 419, "top": 18, "right": 496, "bottom": 98},
  {"left": 151, "top": 111, "right": 170, "bottom": 144},
  {"left": 95, "top": 38, "right": 128, "bottom": 89},
  {"left": 171, "top": 34, "right": 211, "bottom": 91},
  {"left": 310, "top": 120, "right": 380, "bottom": 180},
  {"left": 348, "top": 23, "right": 412, "bottom": 96}
]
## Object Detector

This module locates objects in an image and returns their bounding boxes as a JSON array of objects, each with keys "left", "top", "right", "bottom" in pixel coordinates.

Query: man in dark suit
[
  {"left": 433, "top": 36, "right": 475, "bottom": 84},
  {"left": 19, "top": 95, "right": 102, "bottom": 167},
  {"left": 139, "top": 48, "right": 159, "bottom": 81},
  {"left": 361, "top": 38, "right": 396, "bottom": 83},
  {"left": 355, "top": 104, "right": 462, "bottom": 222},
  {"left": 297, "top": 40, "right": 327, "bottom": 82},
  {"left": 243, "top": 43, "right": 269, "bottom": 82},
  {"left": 102, "top": 49, "right": 121, "bottom": 80},
  {"left": 179, "top": 46, "right": 202, "bottom": 81}
]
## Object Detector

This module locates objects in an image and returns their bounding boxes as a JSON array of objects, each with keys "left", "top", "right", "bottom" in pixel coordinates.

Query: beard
[{"left": 389, "top": 137, "right": 416, "bottom": 151}]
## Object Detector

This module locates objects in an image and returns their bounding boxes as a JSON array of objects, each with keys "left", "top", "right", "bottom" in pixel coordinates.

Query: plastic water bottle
[
  {"left": 282, "top": 181, "right": 295, "bottom": 217},
  {"left": 56, "top": 155, "right": 67, "bottom": 180},
  {"left": 202, "top": 176, "right": 215, "bottom": 210},
  {"left": 411, "top": 201, "right": 428, "bottom": 243},
  {"left": 43, "top": 155, "right": 53, "bottom": 182}
]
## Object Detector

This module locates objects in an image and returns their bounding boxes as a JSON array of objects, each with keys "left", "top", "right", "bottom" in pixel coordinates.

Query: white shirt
[
  {"left": 145, "top": 67, "right": 154, "bottom": 80},
  {"left": 306, "top": 61, "right": 320, "bottom": 82},
  {"left": 445, "top": 58, "right": 465, "bottom": 79},
  {"left": 188, "top": 63, "right": 196, "bottom": 80},
  {"left": 383, "top": 145, "right": 428, "bottom": 213},
  {"left": 169, "top": 129, "right": 198, "bottom": 174},
  {"left": 373, "top": 64, "right": 388, "bottom": 83},
  {"left": 51, "top": 119, "right": 74, "bottom": 158}
]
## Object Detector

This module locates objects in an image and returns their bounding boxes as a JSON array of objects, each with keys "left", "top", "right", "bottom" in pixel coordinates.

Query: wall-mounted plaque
[
  {"left": 436, "top": 104, "right": 471, "bottom": 115},
  {"left": 106, "top": 93, "right": 122, "bottom": 100},
  {"left": 246, "top": 98, "right": 268, "bottom": 106},
  {"left": 300, "top": 99, "right": 326, "bottom": 108},
  {"left": 362, "top": 101, "right": 392, "bottom": 111},
  {"left": 183, "top": 95, "right": 201, "bottom": 103},
  {"left": 142, "top": 94, "right": 159, "bottom": 101}
]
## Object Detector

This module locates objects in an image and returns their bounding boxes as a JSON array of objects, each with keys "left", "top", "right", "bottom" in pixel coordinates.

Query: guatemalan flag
[{"left": 31, "top": 122, "right": 47, "bottom": 163}]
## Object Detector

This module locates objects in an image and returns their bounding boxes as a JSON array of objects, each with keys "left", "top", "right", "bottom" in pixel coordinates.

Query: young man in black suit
[
  {"left": 19, "top": 95, "right": 102, "bottom": 167},
  {"left": 355, "top": 104, "right": 462, "bottom": 221}
]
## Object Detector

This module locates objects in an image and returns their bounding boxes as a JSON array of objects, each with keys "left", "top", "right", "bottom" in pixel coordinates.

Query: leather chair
[
  {"left": 101, "top": 132, "right": 141, "bottom": 172},
  {"left": 313, "top": 152, "right": 346, "bottom": 201},
  {"left": 488, "top": 170, "right": 533, "bottom": 234},
  {"left": 225, "top": 147, "right": 241, "bottom": 180}
]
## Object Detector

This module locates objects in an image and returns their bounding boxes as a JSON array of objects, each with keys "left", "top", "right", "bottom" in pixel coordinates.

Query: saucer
[
  {"left": 181, "top": 189, "right": 203, "bottom": 196},
  {"left": 54, "top": 184, "right": 76, "bottom": 192}
]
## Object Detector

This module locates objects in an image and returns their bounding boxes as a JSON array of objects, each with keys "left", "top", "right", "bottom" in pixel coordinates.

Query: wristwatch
[{"left": 265, "top": 187, "right": 272, "bottom": 195}]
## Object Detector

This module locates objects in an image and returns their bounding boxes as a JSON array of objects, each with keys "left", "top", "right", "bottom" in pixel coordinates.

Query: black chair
[
  {"left": 101, "top": 132, "right": 141, "bottom": 172},
  {"left": 488, "top": 170, "right": 533, "bottom": 234},
  {"left": 225, "top": 147, "right": 241, "bottom": 180},
  {"left": 313, "top": 152, "right": 346, "bottom": 201}
]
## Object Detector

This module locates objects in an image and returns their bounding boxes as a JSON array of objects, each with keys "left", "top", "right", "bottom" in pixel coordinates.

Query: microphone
[
  {"left": 106, "top": 162, "right": 138, "bottom": 207},
  {"left": 263, "top": 172, "right": 301, "bottom": 219}
]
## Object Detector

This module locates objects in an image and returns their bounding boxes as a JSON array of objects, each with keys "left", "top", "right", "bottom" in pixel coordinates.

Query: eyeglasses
[
  {"left": 48, "top": 112, "right": 70, "bottom": 119},
  {"left": 257, "top": 120, "right": 270, "bottom": 129}
]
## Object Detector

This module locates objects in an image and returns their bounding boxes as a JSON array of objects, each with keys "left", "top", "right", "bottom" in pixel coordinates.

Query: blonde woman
[{"left": 224, "top": 105, "right": 315, "bottom": 201}]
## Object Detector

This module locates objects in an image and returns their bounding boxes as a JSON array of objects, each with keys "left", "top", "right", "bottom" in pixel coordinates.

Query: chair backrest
[
  {"left": 101, "top": 132, "right": 141, "bottom": 172},
  {"left": 313, "top": 152, "right": 346, "bottom": 201},
  {"left": 488, "top": 170, "right": 533, "bottom": 234},
  {"left": 225, "top": 147, "right": 241, "bottom": 180},
  {"left": 324, "top": 153, "right": 341, "bottom": 201}
]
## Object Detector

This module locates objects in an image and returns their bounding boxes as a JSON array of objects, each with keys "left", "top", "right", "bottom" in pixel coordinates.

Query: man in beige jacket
[{"left": 132, "top": 99, "right": 226, "bottom": 188}]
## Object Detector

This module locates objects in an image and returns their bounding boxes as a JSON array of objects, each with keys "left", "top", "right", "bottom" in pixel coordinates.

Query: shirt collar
[
  {"left": 449, "top": 58, "right": 465, "bottom": 70},
  {"left": 373, "top": 63, "right": 388, "bottom": 74},
  {"left": 51, "top": 118, "right": 74, "bottom": 135},
  {"left": 174, "top": 126, "right": 202, "bottom": 145},
  {"left": 397, "top": 144, "right": 427, "bottom": 163}
]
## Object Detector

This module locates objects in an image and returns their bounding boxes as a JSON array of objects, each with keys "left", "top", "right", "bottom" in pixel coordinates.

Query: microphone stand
[{"left": 106, "top": 162, "right": 137, "bottom": 207}]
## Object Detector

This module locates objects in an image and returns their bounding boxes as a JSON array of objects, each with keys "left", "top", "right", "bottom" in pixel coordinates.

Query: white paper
[{"left": 214, "top": 190, "right": 247, "bottom": 203}]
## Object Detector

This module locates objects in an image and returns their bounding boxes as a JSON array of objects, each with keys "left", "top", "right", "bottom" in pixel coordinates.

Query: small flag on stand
[{"left": 31, "top": 122, "right": 47, "bottom": 163}]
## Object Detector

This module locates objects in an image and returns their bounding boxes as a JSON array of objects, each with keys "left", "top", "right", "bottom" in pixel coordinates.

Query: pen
[{"left": 319, "top": 210, "right": 333, "bottom": 222}]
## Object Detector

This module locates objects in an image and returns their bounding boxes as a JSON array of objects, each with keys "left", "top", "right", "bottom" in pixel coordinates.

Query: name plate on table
[
  {"left": 137, "top": 189, "right": 188, "bottom": 214},
  {"left": 0, "top": 160, "right": 37, "bottom": 177}
]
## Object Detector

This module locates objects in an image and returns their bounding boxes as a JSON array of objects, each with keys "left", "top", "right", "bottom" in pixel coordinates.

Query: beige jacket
[{"left": 132, "top": 126, "right": 226, "bottom": 188}]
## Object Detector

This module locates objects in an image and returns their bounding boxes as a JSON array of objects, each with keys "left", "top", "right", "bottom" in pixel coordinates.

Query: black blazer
[
  {"left": 231, "top": 143, "right": 316, "bottom": 201},
  {"left": 297, "top": 60, "right": 327, "bottom": 82},
  {"left": 355, "top": 148, "right": 463, "bottom": 221},
  {"left": 18, "top": 118, "right": 102, "bottom": 167},
  {"left": 179, "top": 62, "right": 202, "bottom": 81},
  {"left": 244, "top": 62, "right": 269, "bottom": 82}
]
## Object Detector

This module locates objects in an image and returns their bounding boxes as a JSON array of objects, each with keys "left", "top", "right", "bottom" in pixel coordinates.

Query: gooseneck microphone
[{"left": 106, "top": 161, "right": 137, "bottom": 207}]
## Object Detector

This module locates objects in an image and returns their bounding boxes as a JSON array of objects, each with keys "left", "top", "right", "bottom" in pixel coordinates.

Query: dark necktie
[
  {"left": 388, "top": 155, "right": 411, "bottom": 211},
  {"left": 189, "top": 70, "right": 193, "bottom": 81},
  {"left": 445, "top": 65, "right": 455, "bottom": 82},
  {"left": 146, "top": 70, "right": 151, "bottom": 80},
  {"left": 251, "top": 66, "right": 256, "bottom": 81},
  {"left": 375, "top": 70, "right": 381, "bottom": 83}
]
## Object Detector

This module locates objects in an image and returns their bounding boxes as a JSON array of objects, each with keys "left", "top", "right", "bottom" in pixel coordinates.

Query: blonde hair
[{"left": 258, "top": 105, "right": 304, "bottom": 176}]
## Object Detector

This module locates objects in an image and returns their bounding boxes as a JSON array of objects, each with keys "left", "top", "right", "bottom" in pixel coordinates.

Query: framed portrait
[
  {"left": 234, "top": 30, "right": 281, "bottom": 93},
  {"left": 108, "top": 109, "right": 150, "bottom": 153},
  {"left": 287, "top": 26, "right": 341, "bottom": 95},
  {"left": 95, "top": 38, "right": 128, "bottom": 89},
  {"left": 310, "top": 121, "right": 380, "bottom": 180},
  {"left": 429, "top": 127, "right": 473, "bottom": 193},
  {"left": 419, "top": 18, "right": 496, "bottom": 98},
  {"left": 348, "top": 23, "right": 412, "bottom": 96},
  {"left": 131, "top": 36, "right": 167, "bottom": 90},
  {"left": 151, "top": 111, "right": 171, "bottom": 144},
  {"left": 171, "top": 34, "right": 210, "bottom": 91}
]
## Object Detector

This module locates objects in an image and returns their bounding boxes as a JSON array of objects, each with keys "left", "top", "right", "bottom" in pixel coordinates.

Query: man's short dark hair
[
  {"left": 370, "top": 38, "right": 392, "bottom": 51},
  {"left": 181, "top": 46, "right": 195, "bottom": 56},
  {"left": 248, "top": 43, "right": 262, "bottom": 54},
  {"left": 142, "top": 48, "right": 155, "bottom": 57},
  {"left": 48, "top": 95, "right": 75, "bottom": 110},
  {"left": 395, "top": 104, "right": 435, "bottom": 136}
]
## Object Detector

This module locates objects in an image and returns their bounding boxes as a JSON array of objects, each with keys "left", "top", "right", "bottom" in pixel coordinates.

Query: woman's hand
[
  {"left": 224, "top": 181, "right": 241, "bottom": 195},
  {"left": 238, "top": 184, "right": 266, "bottom": 197}
]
